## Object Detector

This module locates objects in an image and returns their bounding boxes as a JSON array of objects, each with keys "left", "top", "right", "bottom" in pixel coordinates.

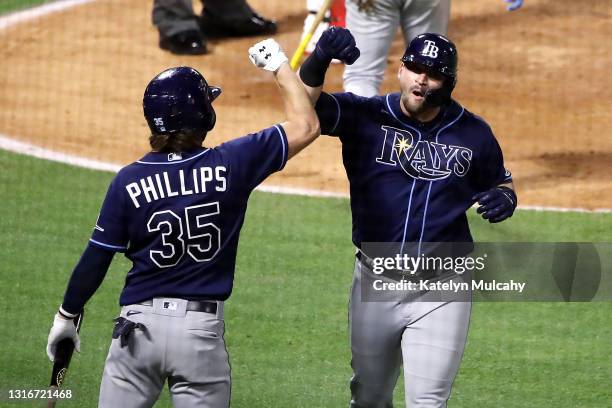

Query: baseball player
[
  {"left": 344, "top": 0, "right": 524, "bottom": 97},
  {"left": 45, "top": 38, "right": 319, "bottom": 408},
  {"left": 299, "top": 28, "right": 517, "bottom": 406}
]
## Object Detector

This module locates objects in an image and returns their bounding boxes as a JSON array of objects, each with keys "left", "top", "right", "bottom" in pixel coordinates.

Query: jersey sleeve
[
  {"left": 90, "top": 175, "right": 129, "bottom": 252},
  {"left": 315, "top": 92, "right": 366, "bottom": 137},
  {"left": 471, "top": 126, "right": 513, "bottom": 191},
  {"left": 218, "top": 124, "right": 288, "bottom": 191}
]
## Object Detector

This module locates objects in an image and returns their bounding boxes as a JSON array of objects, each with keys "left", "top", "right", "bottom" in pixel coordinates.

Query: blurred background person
[{"left": 154, "top": 0, "right": 277, "bottom": 55}]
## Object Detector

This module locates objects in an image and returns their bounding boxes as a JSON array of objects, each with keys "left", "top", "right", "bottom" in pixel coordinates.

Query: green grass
[
  {"left": 1, "top": 1, "right": 610, "bottom": 406},
  {"left": 0, "top": 0, "right": 49, "bottom": 15},
  {"left": 0, "top": 148, "right": 611, "bottom": 407}
]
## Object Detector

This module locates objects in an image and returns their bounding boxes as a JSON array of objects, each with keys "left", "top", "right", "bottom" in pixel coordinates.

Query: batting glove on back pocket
[
  {"left": 47, "top": 313, "right": 81, "bottom": 361},
  {"left": 248, "top": 38, "right": 288, "bottom": 72}
]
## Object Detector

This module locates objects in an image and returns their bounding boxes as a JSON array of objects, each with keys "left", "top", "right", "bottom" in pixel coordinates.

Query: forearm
[
  {"left": 300, "top": 77, "right": 324, "bottom": 105},
  {"left": 61, "top": 243, "right": 115, "bottom": 315},
  {"left": 248, "top": 38, "right": 320, "bottom": 158},
  {"left": 296, "top": 26, "right": 359, "bottom": 104},
  {"left": 298, "top": 51, "right": 331, "bottom": 105},
  {"left": 274, "top": 63, "right": 320, "bottom": 158},
  {"left": 275, "top": 63, "right": 317, "bottom": 124}
]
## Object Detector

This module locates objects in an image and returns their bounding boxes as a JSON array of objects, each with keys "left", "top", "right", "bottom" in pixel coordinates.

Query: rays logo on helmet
[{"left": 421, "top": 40, "right": 439, "bottom": 58}]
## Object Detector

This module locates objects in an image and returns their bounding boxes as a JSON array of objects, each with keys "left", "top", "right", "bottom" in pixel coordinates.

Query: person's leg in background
[
  {"left": 152, "top": 0, "right": 277, "bottom": 55},
  {"left": 153, "top": 0, "right": 206, "bottom": 55},
  {"left": 400, "top": 0, "right": 450, "bottom": 48},
  {"left": 200, "top": 0, "right": 277, "bottom": 38},
  {"left": 343, "top": 0, "right": 400, "bottom": 97}
]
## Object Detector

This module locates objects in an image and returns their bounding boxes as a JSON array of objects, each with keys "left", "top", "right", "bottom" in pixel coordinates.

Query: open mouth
[{"left": 412, "top": 89, "right": 425, "bottom": 98}]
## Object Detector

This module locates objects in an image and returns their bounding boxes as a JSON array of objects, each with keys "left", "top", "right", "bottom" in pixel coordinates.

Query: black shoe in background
[
  {"left": 200, "top": 9, "right": 277, "bottom": 38},
  {"left": 159, "top": 30, "right": 207, "bottom": 55}
]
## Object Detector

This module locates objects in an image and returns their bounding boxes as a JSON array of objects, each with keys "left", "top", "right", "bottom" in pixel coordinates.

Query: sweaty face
[{"left": 398, "top": 62, "right": 445, "bottom": 119}]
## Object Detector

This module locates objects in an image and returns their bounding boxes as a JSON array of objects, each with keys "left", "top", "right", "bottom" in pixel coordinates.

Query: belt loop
[{"left": 216, "top": 301, "right": 224, "bottom": 320}]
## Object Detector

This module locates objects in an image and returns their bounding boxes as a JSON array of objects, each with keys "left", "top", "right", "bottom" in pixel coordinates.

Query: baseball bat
[
  {"left": 290, "top": 0, "right": 334, "bottom": 70},
  {"left": 47, "top": 311, "right": 84, "bottom": 408}
]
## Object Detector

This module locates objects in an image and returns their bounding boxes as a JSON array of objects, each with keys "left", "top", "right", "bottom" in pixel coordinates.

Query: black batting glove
[
  {"left": 472, "top": 186, "right": 517, "bottom": 223},
  {"left": 314, "top": 27, "right": 360, "bottom": 65}
]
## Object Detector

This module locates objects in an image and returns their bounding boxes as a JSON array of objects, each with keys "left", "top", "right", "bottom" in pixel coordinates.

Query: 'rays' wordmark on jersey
[{"left": 315, "top": 92, "right": 512, "bottom": 249}]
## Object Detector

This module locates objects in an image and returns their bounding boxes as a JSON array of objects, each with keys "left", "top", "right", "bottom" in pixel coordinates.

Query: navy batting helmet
[
  {"left": 401, "top": 33, "right": 458, "bottom": 106},
  {"left": 143, "top": 66, "right": 221, "bottom": 136}
]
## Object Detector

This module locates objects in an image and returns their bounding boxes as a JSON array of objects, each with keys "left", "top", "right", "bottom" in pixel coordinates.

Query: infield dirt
[{"left": 1, "top": 0, "right": 611, "bottom": 209}]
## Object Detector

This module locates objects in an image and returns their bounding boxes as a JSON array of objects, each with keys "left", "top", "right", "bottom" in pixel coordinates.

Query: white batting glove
[
  {"left": 46, "top": 313, "right": 80, "bottom": 362},
  {"left": 248, "top": 39, "right": 288, "bottom": 72}
]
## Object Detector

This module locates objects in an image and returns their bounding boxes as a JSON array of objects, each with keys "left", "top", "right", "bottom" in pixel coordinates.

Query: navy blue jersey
[
  {"left": 315, "top": 92, "right": 512, "bottom": 249},
  {"left": 90, "top": 125, "right": 288, "bottom": 305}
]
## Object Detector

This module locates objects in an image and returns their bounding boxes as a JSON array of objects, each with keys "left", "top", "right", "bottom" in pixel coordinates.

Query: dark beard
[{"left": 400, "top": 92, "right": 427, "bottom": 116}]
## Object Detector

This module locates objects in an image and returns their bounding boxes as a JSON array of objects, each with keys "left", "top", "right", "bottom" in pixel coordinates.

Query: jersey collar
[{"left": 137, "top": 147, "right": 210, "bottom": 165}]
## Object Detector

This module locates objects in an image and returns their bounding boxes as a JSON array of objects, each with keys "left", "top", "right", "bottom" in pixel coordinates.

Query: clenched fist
[
  {"left": 314, "top": 27, "right": 360, "bottom": 65},
  {"left": 248, "top": 39, "right": 288, "bottom": 72}
]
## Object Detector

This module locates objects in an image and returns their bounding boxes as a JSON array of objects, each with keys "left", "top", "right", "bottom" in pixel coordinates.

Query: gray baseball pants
[
  {"left": 349, "top": 258, "right": 471, "bottom": 407},
  {"left": 98, "top": 298, "right": 230, "bottom": 408},
  {"left": 344, "top": 0, "right": 451, "bottom": 97}
]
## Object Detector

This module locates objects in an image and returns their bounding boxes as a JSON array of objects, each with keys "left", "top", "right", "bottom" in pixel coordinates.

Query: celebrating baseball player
[
  {"left": 45, "top": 38, "right": 319, "bottom": 407},
  {"left": 298, "top": 28, "right": 517, "bottom": 406}
]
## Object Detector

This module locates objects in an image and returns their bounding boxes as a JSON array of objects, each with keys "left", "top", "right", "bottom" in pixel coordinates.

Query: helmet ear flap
[
  {"left": 203, "top": 85, "right": 221, "bottom": 131},
  {"left": 422, "top": 76, "right": 455, "bottom": 107},
  {"left": 205, "top": 107, "right": 216, "bottom": 131},
  {"left": 203, "top": 86, "right": 220, "bottom": 131}
]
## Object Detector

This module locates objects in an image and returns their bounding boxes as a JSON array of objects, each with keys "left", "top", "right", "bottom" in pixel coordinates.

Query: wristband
[
  {"left": 299, "top": 50, "right": 332, "bottom": 87},
  {"left": 59, "top": 305, "right": 78, "bottom": 319}
]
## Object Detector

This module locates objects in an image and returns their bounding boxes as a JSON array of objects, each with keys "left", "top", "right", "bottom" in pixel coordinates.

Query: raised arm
[
  {"left": 297, "top": 27, "right": 361, "bottom": 105},
  {"left": 248, "top": 39, "right": 320, "bottom": 159}
]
